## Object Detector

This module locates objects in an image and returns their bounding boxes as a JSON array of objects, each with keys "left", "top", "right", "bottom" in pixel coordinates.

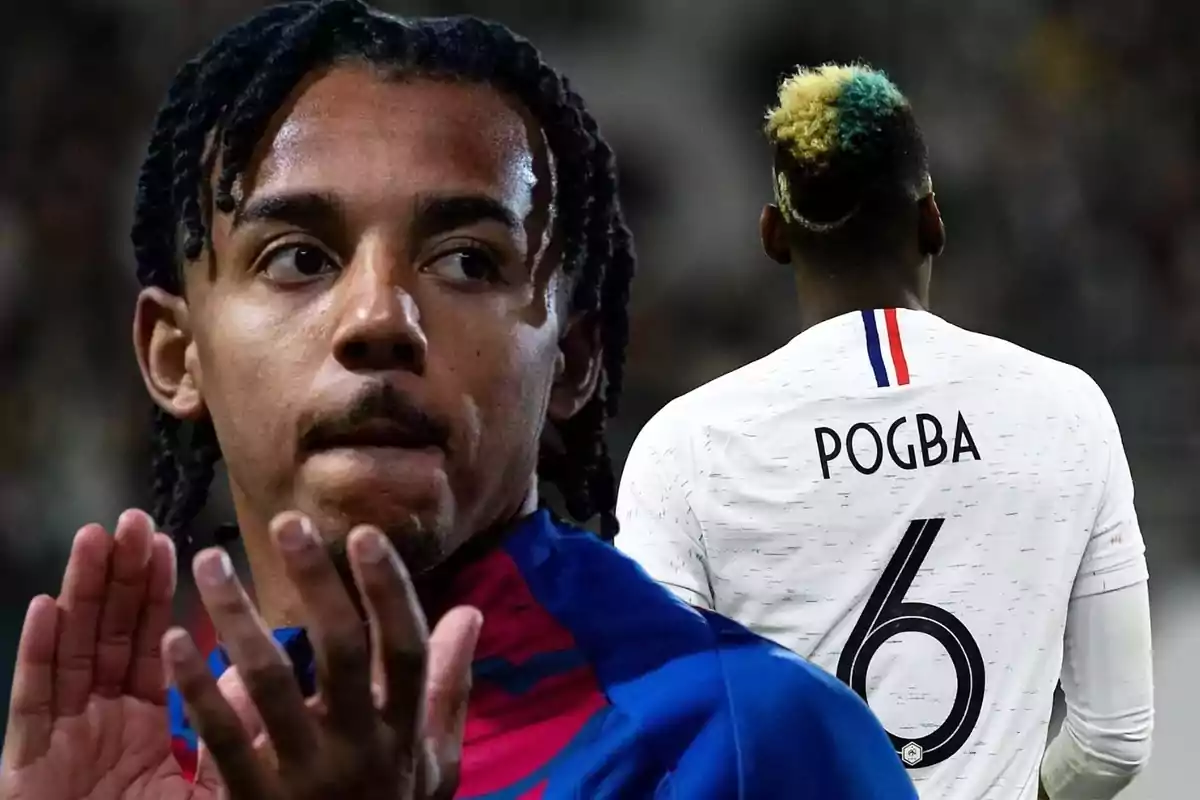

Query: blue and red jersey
[{"left": 170, "top": 510, "right": 915, "bottom": 798}]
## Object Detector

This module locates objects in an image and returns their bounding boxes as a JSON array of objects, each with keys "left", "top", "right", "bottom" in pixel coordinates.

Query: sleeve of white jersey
[
  {"left": 1041, "top": 377, "right": 1154, "bottom": 799},
  {"left": 1070, "top": 382, "right": 1149, "bottom": 599},
  {"left": 1040, "top": 582, "right": 1154, "bottom": 799},
  {"left": 615, "top": 410, "right": 716, "bottom": 610}
]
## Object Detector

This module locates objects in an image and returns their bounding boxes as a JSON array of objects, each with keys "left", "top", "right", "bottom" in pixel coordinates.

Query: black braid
[
  {"left": 131, "top": 1, "right": 636, "bottom": 548},
  {"left": 149, "top": 407, "right": 181, "bottom": 528},
  {"left": 164, "top": 421, "right": 221, "bottom": 548},
  {"left": 174, "top": 4, "right": 312, "bottom": 258},
  {"left": 132, "top": 60, "right": 197, "bottom": 292},
  {"left": 546, "top": 87, "right": 634, "bottom": 540}
]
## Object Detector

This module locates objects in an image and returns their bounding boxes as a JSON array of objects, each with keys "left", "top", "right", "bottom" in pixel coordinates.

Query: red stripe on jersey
[
  {"left": 884, "top": 308, "right": 910, "bottom": 385},
  {"left": 453, "top": 548, "right": 609, "bottom": 796}
]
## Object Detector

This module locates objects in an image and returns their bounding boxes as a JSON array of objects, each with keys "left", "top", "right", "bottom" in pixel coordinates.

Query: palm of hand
[
  {"left": 0, "top": 516, "right": 216, "bottom": 800},
  {"left": 5, "top": 694, "right": 196, "bottom": 800}
]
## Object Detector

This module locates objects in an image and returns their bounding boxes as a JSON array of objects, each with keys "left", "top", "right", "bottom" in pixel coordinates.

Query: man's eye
[
  {"left": 260, "top": 244, "right": 339, "bottom": 284},
  {"left": 425, "top": 247, "right": 503, "bottom": 284}
]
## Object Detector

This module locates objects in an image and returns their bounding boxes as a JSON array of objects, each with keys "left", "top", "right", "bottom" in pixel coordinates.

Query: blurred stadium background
[{"left": 0, "top": 1, "right": 1195, "bottom": 795}]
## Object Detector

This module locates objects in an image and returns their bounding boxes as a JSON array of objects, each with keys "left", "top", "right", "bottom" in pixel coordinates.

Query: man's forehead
[{"left": 247, "top": 68, "right": 541, "bottom": 214}]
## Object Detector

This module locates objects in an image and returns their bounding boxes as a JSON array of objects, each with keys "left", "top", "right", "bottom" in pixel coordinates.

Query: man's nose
[{"left": 331, "top": 249, "right": 427, "bottom": 375}]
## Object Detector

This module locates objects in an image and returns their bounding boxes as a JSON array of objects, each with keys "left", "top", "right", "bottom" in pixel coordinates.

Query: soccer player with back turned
[
  {"left": 617, "top": 64, "right": 1154, "bottom": 800},
  {"left": 0, "top": 7, "right": 914, "bottom": 799}
]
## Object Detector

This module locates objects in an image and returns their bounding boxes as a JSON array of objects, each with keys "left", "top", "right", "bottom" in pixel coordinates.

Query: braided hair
[{"left": 132, "top": 0, "right": 635, "bottom": 548}]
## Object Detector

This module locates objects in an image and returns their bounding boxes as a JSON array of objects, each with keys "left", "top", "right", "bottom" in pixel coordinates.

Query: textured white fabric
[
  {"left": 617, "top": 309, "right": 1150, "bottom": 800},
  {"left": 1040, "top": 582, "right": 1153, "bottom": 799}
]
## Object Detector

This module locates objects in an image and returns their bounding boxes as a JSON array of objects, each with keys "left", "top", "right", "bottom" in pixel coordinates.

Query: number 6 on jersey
[{"left": 836, "top": 518, "right": 985, "bottom": 769}]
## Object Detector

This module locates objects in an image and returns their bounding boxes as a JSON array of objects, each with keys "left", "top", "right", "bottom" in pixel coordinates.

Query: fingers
[
  {"left": 53, "top": 524, "right": 112, "bottom": 717},
  {"left": 422, "top": 606, "right": 483, "bottom": 797},
  {"left": 217, "top": 667, "right": 267, "bottom": 743},
  {"left": 194, "top": 669, "right": 277, "bottom": 794},
  {"left": 272, "top": 513, "right": 374, "bottom": 738},
  {"left": 3, "top": 596, "right": 60, "bottom": 768},
  {"left": 94, "top": 510, "right": 155, "bottom": 697},
  {"left": 347, "top": 526, "right": 429, "bottom": 755},
  {"left": 194, "top": 730, "right": 279, "bottom": 795},
  {"left": 193, "top": 547, "right": 316, "bottom": 764},
  {"left": 165, "top": 627, "right": 277, "bottom": 799},
  {"left": 128, "top": 532, "right": 178, "bottom": 702}
]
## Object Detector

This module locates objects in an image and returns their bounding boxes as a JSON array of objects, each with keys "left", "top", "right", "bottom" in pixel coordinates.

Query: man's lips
[{"left": 303, "top": 419, "right": 445, "bottom": 452}]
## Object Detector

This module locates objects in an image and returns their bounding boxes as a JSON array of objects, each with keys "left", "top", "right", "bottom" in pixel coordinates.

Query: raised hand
[
  {"left": 167, "top": 513, "right": 482, "bottom": 799},
  {"left": 0, "top": 510, "right": 195, "bottom": 800}
]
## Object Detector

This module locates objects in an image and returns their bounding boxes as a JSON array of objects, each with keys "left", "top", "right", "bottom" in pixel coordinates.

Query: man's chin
[
  {"left": 298, "top": 464, "right": 455, "bottom": 573},
  {"left": 310, "top": 504, "right": 451, "bottom": 576}
]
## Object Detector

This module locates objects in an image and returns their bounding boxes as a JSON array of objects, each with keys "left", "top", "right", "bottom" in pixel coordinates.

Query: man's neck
[
  {"left": 412, "top": 509, "right": 538, "bottom": 618},
  {"left": 793, "top": 270, "right": 927, "bottom": 334}
]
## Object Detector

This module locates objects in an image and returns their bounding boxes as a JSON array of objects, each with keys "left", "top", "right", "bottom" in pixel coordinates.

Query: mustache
[{"left": 297, "top": 383, "right": 450, "bottom": 453}]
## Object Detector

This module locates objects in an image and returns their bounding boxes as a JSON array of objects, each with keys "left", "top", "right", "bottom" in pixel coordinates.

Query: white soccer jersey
[{"left": 616, "top": 308, "right": 1149, "bottom": 800}]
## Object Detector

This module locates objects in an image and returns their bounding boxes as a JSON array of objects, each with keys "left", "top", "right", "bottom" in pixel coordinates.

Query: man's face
[{"left": 137, "top": 65, "right": 581, "bottom": 571}]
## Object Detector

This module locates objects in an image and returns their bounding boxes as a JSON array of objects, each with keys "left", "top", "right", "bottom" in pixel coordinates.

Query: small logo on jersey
[
  {"left": 814, "top": 412, "right": 981, "bottom": 479},
  {"left": 901, "top": 742, "right": 924, "bottom": 767}
]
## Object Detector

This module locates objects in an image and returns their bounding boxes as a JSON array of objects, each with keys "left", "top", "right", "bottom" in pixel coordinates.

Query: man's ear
[
  {"left": 547, "top": 311, "right": 602, "bottom": 424},
  {"left": 760, "top": 203, "right": 792, "bottom": 265},
  {"left": 917, "top": 193, "right": 946, "bottom": 257},
  {"left": 133, "top": 287, "right": 207, "bottom": 421}
]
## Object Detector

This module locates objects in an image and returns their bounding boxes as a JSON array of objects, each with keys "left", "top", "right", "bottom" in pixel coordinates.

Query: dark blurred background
[{"left": 1, "top": 1, "right": 1195, "bottom": 794}]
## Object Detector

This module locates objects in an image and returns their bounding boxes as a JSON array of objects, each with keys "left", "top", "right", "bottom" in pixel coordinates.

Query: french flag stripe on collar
[{"left": 861, "top": 308, "right": 910, "bottom": 388}]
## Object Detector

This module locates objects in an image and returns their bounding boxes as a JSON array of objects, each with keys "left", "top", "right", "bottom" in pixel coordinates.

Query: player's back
[{"left": 618, "top": 308, "right": 1144, "bottom": 799}]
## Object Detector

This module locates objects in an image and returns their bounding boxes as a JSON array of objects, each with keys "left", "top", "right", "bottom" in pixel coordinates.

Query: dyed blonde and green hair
[{"left": 764, "top": 63, "right": 931, "bottom": 232}]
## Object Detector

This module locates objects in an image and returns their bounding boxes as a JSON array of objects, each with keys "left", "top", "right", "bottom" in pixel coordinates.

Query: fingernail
[
  {"left": 277, "top": 516, "right": 316, "bottom": 552},
  {"left": 163, "top": 628, "right": 197, "bottom": 664},
  {"left": 118, "top": 508, "right": 150, "bottom": 531},
  {"left": 195, "top": 549, "right": 234, "bottom": 587},
  {"left": 357, "top": 530, "right": 389, "bottom": 564}
]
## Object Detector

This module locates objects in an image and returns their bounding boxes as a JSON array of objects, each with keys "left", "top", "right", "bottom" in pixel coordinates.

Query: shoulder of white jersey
[
  {"left": 630, "top": 345, "right": 796, "bottom": 444},
  {"left": 933, "top": 318, "right": 1114, "bottom": 424}
]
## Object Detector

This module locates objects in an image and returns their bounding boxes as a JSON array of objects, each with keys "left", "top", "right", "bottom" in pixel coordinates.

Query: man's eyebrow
[
  {"left": 410, "top": 194, "right": 522, "bottom": 241},
  {"left": 231, "top": 191, "right": 347, "bottom": 232}
]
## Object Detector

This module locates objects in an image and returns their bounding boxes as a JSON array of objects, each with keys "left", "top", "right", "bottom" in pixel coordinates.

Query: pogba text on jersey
[{"left": 815, "top": 411, "right": 980, "bottom": 479}]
